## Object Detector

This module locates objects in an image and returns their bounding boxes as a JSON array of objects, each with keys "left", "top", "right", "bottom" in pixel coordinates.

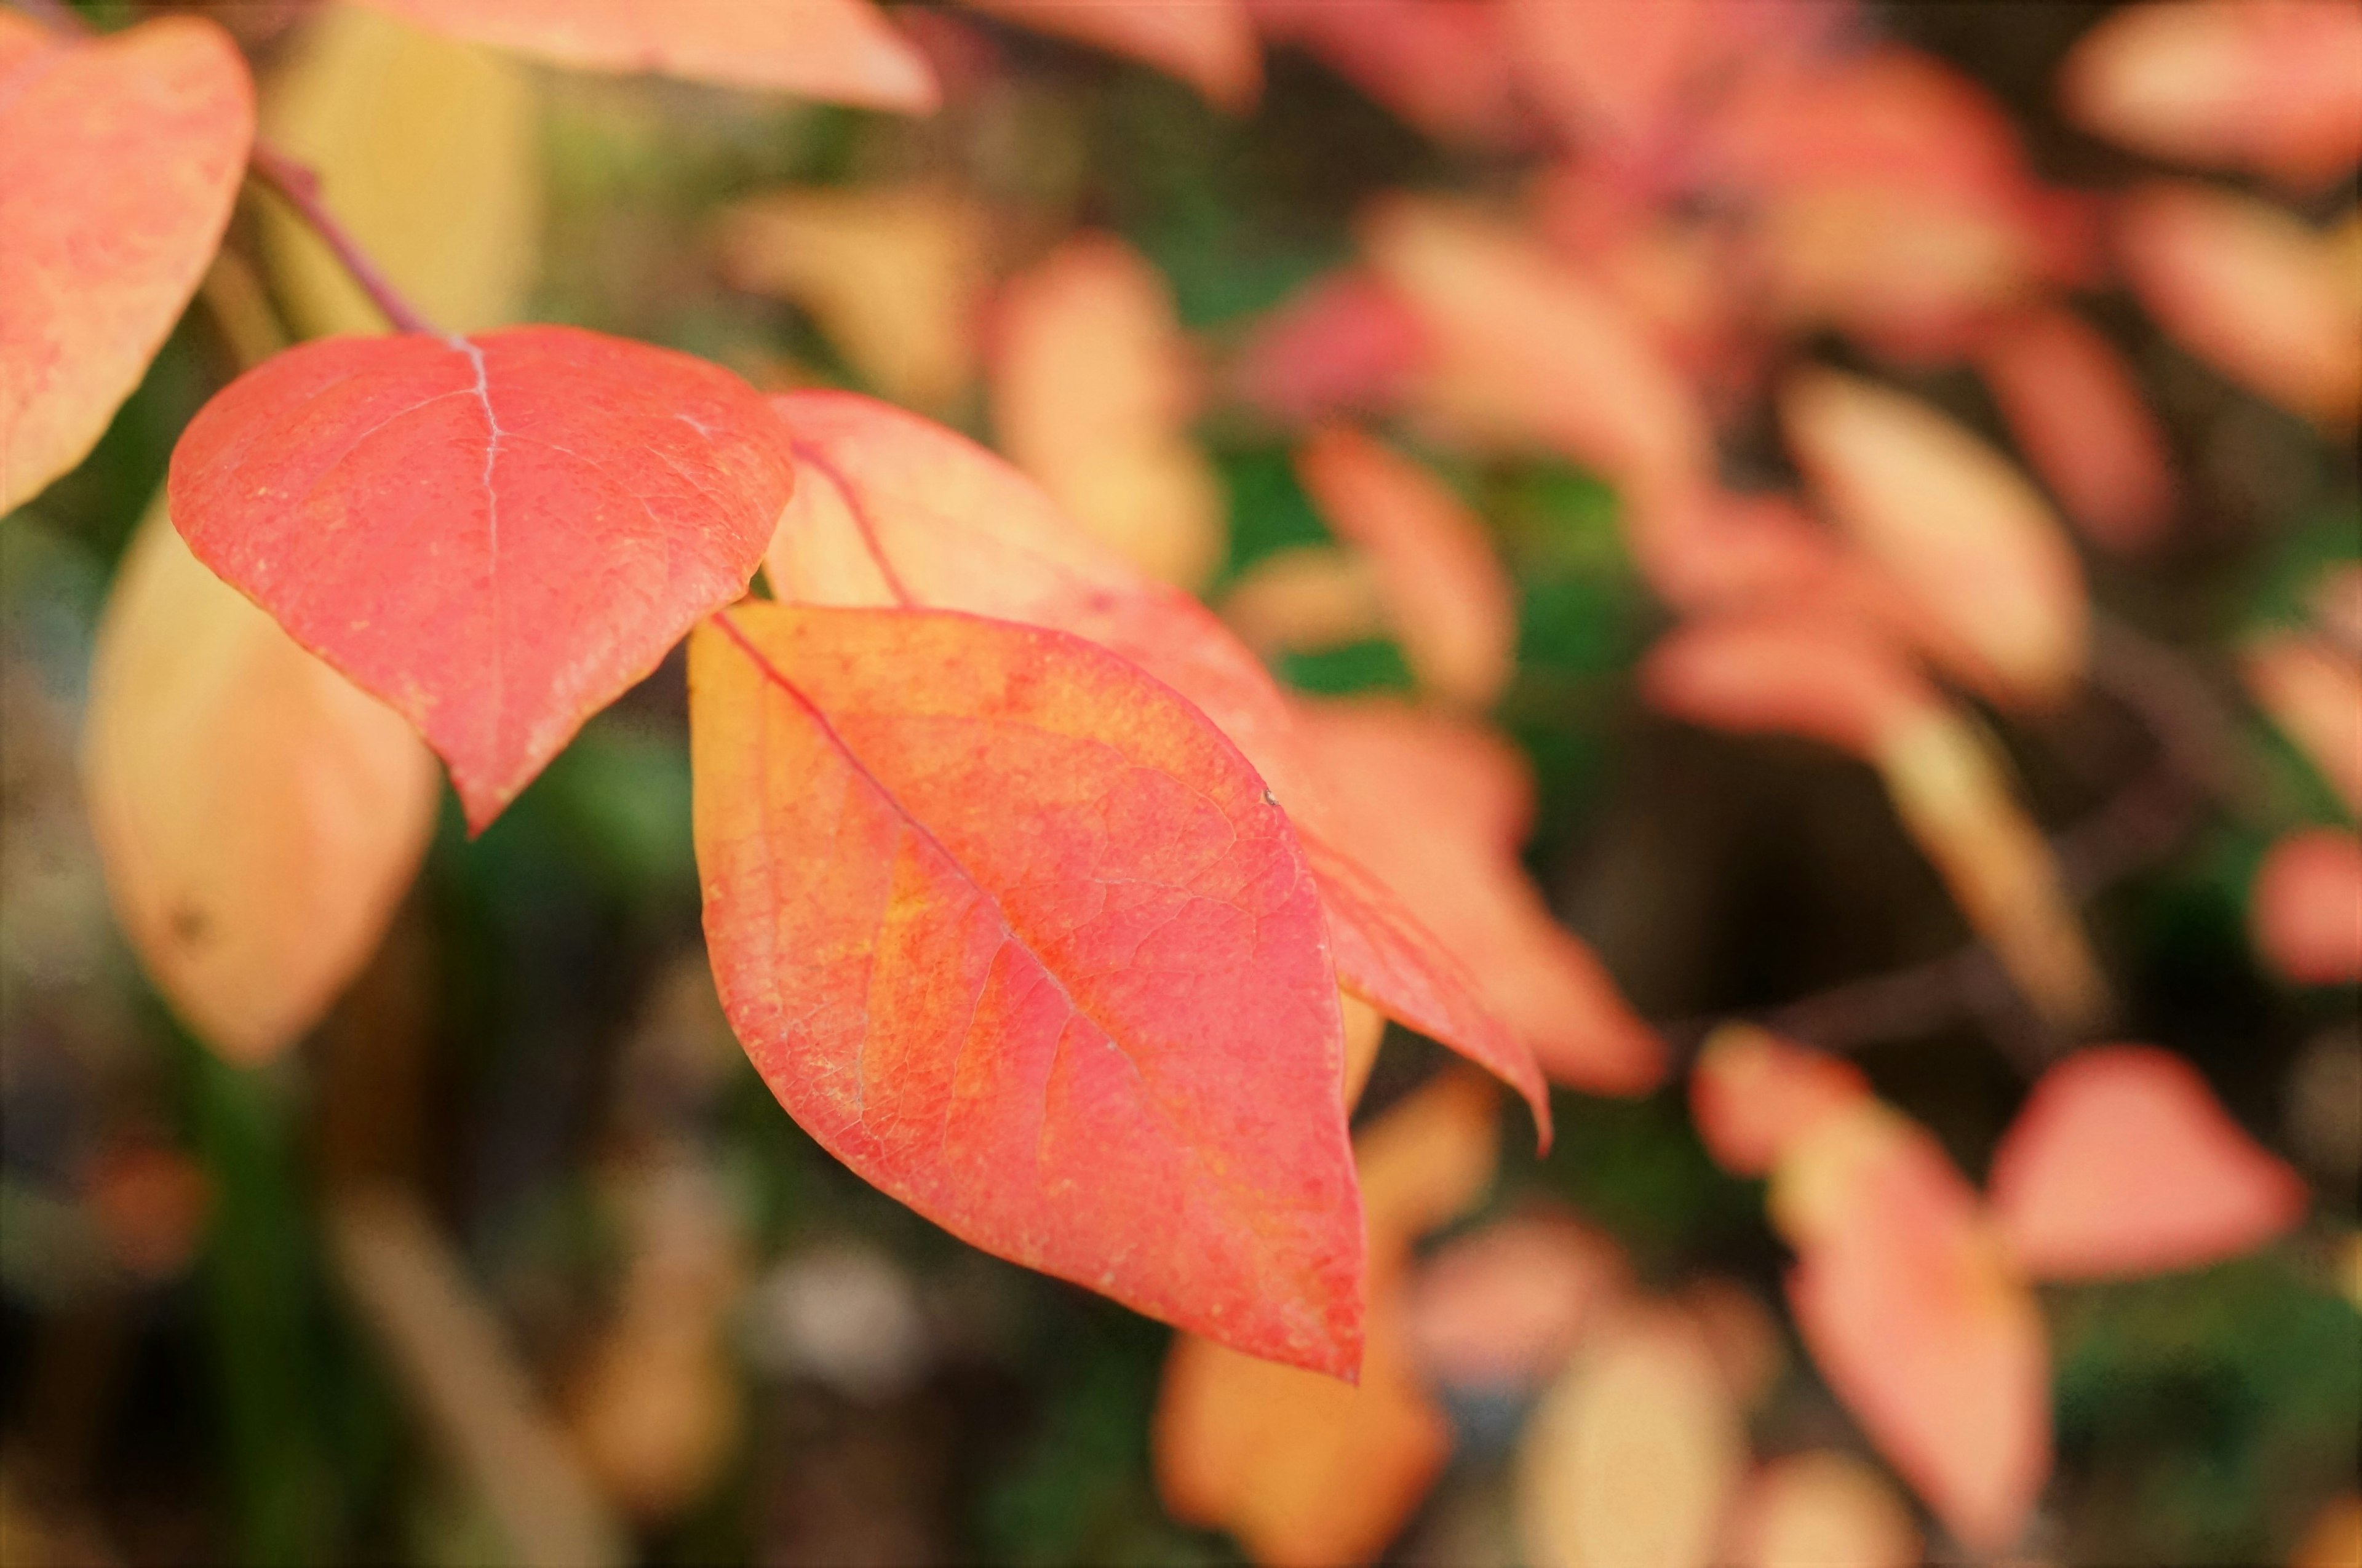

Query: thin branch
[{"left": 245, "top": 143, "right": 439, "bottom": 338}]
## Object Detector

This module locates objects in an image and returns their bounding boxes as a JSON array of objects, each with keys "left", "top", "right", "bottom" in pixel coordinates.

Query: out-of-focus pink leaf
[
  {"left": 1295, "top": 426, "right": 1516, "bottom": 707},
  {"left": 1228, "top": 271, "right": 1428, "bottom": 426},
  {"left": 1782, "top": 367, "right": 2088, "bottom": 707},
  {"left": 956, "top": 0, "right": 1260, "bottom": 109},
  {"left": 1974, "top": 306, "right": 2176, "bottom": 554},
  {"left": 1640, "top": 611, "right": 1938, "bottom": 761},
  {"left": 2118, "top": 182, "right": 2362, "bottom": 426},
  {"left": 1721, "top": 1451, "right": 1922, "bottom": 1568},
  {"left": 1406, "top": 1209, "right": 1629, "bottom": 1394},
  {"left": 1772, "top": 1102, "right": 2050, "bottom": 1553},
  {"left": 1247, "top": 0, "right": 1522, "bottom": 146},
  {"left": 1294, "top": 698, "right": 1667, "bottom": 1094},
  {"left": 2061, "top": 1, "right": 2362, "bottom": 191},
  {"left": 1689, "top": 1025, "right": 1871, "bottom": 1179},
  {"left": 2245, "top": 632, "right": 2362, "bottom": 815},
  {"left": 2252, "top": 829, "right": 2362, "bottom": 986},
  {"left": 1501, "top": 0, "right": 1714, "bottom": 161},
  {"left": 1988, "top": 1045, "right": 2308, "bottom": 1280},
  {"left": 990, "top": 233, "right": 1227, "bottom": 589}
]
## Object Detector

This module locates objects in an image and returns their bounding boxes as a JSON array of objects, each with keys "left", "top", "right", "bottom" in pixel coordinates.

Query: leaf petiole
[{"left": 244, "top": 143, "right": 439, "bottom": 338}]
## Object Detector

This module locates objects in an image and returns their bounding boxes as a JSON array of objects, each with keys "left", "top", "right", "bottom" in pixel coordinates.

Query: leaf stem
[{"left": 246, "top": 142, "right": 440, "bottom": 338}]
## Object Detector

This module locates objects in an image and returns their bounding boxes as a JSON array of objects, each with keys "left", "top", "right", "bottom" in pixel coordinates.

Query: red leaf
[
  {"left": 1773, "top": 1103, "right": 2051, "bottom": 1553},
  {"left": 359, "top": 0, "right": 938, "bottom": 108},
  {"left": 761, "top": 391, "right": 1550, "bottom": 1129},
  {"left": 1228, "top": 270, "right": 1427, "bottom": 427},
  {"left": 1974, "top": 306, "right": 2176, "bottom": 555},
  {"left": 1987, "top": 1045, "right": 2308, "bottom": 1281},
  {"left": 169, "top": 326, "right": 796, "bottom": 829},
  {"left": 1, "top": 12, "right": 253, "bottom": 512},
  {"left": 958, "top": 0, "right": 1259, "bottom": 110},
  {"left": 690, "top": 602, "right": 1362, "bottom": 1375},
  {"left": 1689, "top": 1024, "right": 1871, "bottom": 1179},
  {"left": 2252, "top": 829, "right": 2362, "bottom": 986}
]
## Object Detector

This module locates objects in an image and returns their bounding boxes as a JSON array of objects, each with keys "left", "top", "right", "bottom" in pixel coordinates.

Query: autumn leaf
[
  {"left": 958, "top": 0, "right": 1259, "bottom": 111},
  {"left": 1974, "top": 306, "right": 2176, "bottom": 555},
  {"left": 168, "top": 325, "right": 797, "bottom": 829},
  {"left": 762, "top": 390, "right": 1549, "bottom": 1129},
  {"left": 1292, "top": 697, "right": 1667, "bottom": 1095},
  {"left": 2251, "top": 829, "right": 2362, "bottom": 985},
  {"left": 1, "top": 11, "right": 253, "bottom": 513},
  {"left": 1772, "top": 1100, "right": 2050, "bottom": 1553},
  {"left": 1405, "top": 1209, "right": 1628, "bottom": 1395},
  {"left": 690, "top": 602, "right": 1362, "bottom": 1375},
  {"left": 1500, "top": 0, "right": 1721, "bottom": 158},
  {"left": 260, "top": 2, "right": 541, "bottom": 339},
  {"left": 82, "top": 498, "right": 438, "bottom": 1064},
  {"left": 1516, "top": 1303, "right": 1748, "bottom": 1568},
  {"left": 1227, "top": 269, "right": 1426, "bottom": 426},
  {"left": 1218, "top": 546, "right": 1386, "bottom": 662},
  {"left": 1294, "top": 426, "right": 1516, "bottom": 708},
  {"left": 357, "top": 0, "right": 939, "bottom": 109},
  {"left": 1722, "top": 1452, "right": 1922, "bottom": 1568},
  {"left": 2061, "top": 1, "right": 2362, "bottom": 191},
  {"left": 1781, "top": 367, "right": 2089, "bottom": 708},
  {"left": 2118, "top": 182, "right": 2362, "bottom": 427},
  {"left": 1246, "top": 0, "right": 1520, "bottom": 147},
  {"left": 1155, "top": 1070, "right": 1497, "bottom": 1565},
  {"left": 1689, "top": 1024, "right": 1872, "bottom": 1179},
  {"left": 990, "top": 233, "right": 1227, "bottom": 589},
  {"left": 2245, "top": 632, "right": 2362, "bottom": 816},
  {"left": 1986, "top": 1045, "right": 2308, "bottom": 1281}
]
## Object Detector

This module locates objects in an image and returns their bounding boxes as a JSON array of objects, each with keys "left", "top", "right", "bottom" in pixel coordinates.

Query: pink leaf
[
  {"left": 1689, "top": 1024, "right": 1872, "bottom": 1179},
  {"left": 2251, "top": 829, "right": 2362, "bottom": 986}
]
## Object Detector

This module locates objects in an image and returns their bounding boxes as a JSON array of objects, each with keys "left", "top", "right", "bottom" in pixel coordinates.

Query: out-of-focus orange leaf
[
  {"left": 1781, "top": 367, "right": 2089, "bottom": 707},
  {"left": 1642, "top": 613, "right": 2106, "bottom": 1025},
  {"left": 717, "top": 185, "right": 992, "bottom": 410},
  {"left": 1721, "top": 1451, "right": 1922, "bottom": 1568},
  {"left": 1690, "top": 1024, "right": 1871, "bottom": 1179},
  {"left": 1219, "top": 546, "right": 1386, "bottom": 659},
  {"left": 1987, "top": 1045, "right": 2308, "bottom": 1281},
  {"left": 2252, "top": 829, "right": 2362, "bottom": 985},
  {"left": 1406, "top": 1209, "right": 1628, "bottom": 1393},
  {"left": 991, "top": 233, "right": 1227, "bottom": 589},
  {"left": 1362, "top": 197, "right": 1711, "bottom": 506},
  {"left": 1247, "top": 0, "right": 1520, "bottom": 146},
  {"left": 2, "top": 12, "right": 253, "bottom": 512},
  {"left": 2118, "top": 182, "right": 2362, "bottom": 426},
  {"left": 1228, "top": 270, "right": 1427, "bottom": 426},
  {"left": 763, "top": 392, "right": 1548, "bottom": 1127},
  {"left": 2245, "top": 632, "right": 2362, "bottom": 816},
  {"left": 2292, "top": 1494, "right": 2362, "bottom": 1568},
  {"left": 1974, "top": 306, "right": 2176, "bottom": 554},
  {"left": 1155, "top": 1072, "right": 1498, "bottom": 1567},
  {"left": 360, "top": 0, "right": 939, "bottom": 107},
  {"left": 1516, "top": 1303, "right": 1746, "bottom": 1568},
  {"left": 1501, "top": 0, "right": 1714, "bottom": 159},
  {"left": 1341, "top": 991, "right": 1387, "bottom": 1111},
  {"left": 1295, "top": 426, "right": 1516, "bottom": 707},
  {"left": 958, "top": 0, "right": 1259, "bottom": 110},
  {"left": 1294, "top": 698, "right": 1668, "bottom": 1095},
  {"left": 1772, "top": 1100, "right": 2050, "bottom": 1553},
  {"left": 2061, "top": 1, "right": 2362, "bottom": 191},
  {"left": 82, "top": 501, "right": 439, "bottom": 1064}
]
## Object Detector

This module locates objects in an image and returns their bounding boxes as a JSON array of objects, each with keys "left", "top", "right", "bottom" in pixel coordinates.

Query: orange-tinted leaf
[
  {"left": 1987, "top": 1044, "right": 2308, "bottom": 1281},
  {"left": 169, "top": 326, "right": 795, "bottom": 830},
  {"left": 1516, "top": 1304, "right": 1746, "bottom": 1568},
  {"left": 1155, "top": 1072, "right": 1497, "bottom": 1565},
  {"left": 1406, "top": 1209, "right": 1628, "bottom": 1393},
  {"left": 1247, "top": 0, "right": 1519, "bottom": 146},
  {"left": 1228, "top": 270, "right": 1427, "bottom": 426},
  {"left": 1975, "top": 306, "right": 2176, "bottom": 554},
  {"left": 1690, "top": 1024, "right": 1871, "bottom": 1179},
  {"left": 717, "top": 185, "right": 992, "bottom": 410},
  {"left": 2061, "top": 1, "right": 2362, "bottom": 190},
  {"left": 1, "top": 12, "right": 253, "bottom": 512},
  {"left": 1295, "top": 426, "right": 1516, "bottom": 707},
  {"left": 991, "top": 234, "right": 1226, "bottom": 589},
  {"left": 1640, "top": 611, "right": 1941, "bottom": 769},
  {"left": 359, "top": 0, "right": 938, "bottom": 108},
  {"left": 2293, "top": 1494, "right": 2362, "bottom": 1568},
  {"left": 1722, "top": 1451, "right": 1922, "bottom": 1568},
  {"left": 959, "top": 0, "right": 1259, "bottom": 109},
  {"left": 1772, "top": 1102, "right": 2050, "bottom": 1552},
  {"left": 2245, "top": 632, "right": 2362, "bottom": 816},
  {"left": 691, "top": 603, "right": 1361, "bottom": 1374},
  {"left": 2118, "top": 182, "right": 2362, "bottom": 426},
  {"left": 1294, "top": 698, "right": 1666, "bottom": 1095},
  {"left": 763, "top": 391, "right": 1548, "bottom": 1129},
  {"left": 1781, "top": 367, "right": 2088, "bottom": 707},
  {"left": 1500, "top": 0, "right": 1717, "bottom": 157},
  {"left": 2252, "top": 829, "right": 2362, "bottom": 985},
  {"left": 1219, "top": 546, "right": 1386, "bottom": 659},
  {"left": 1362, "top": 198, "right": 1710, "bottom": 504},
  {"left": 82, "top": 499, "right": 437, "bottom": 1064}
]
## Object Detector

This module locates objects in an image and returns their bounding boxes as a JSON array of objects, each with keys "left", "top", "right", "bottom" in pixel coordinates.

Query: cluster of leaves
[{"left": 4, "top": 0, "right": 2359, "bottom": 1564}]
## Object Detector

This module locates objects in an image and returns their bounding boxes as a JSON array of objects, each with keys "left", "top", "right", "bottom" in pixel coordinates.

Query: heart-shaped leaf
[
  {"left": 169, "top": 325, "right": 797, "bottom": 829},
  {"left": 762, "top": 389, "right": 1550, "bottom": 1132},
  {"left": 691, "top": 602, "right": 1362, "bottom": 1375},
  {"left": 1, "top": 11, "right": 253, "bottom": 512}
]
